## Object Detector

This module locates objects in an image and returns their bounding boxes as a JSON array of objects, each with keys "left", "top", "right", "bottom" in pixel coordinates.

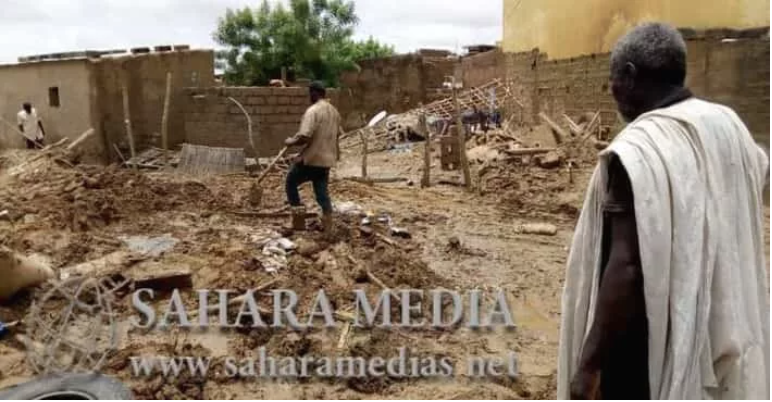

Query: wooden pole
[
  {"left": 161, "top": 72, "right": 172, "bottom": 167},
  {"left": 419, "top": 109, "right": 431, "bottom": 188},
  {"left": 120, "top": 83, "right": 136, "bottom": 167},
  {"left": 227, "top": 97, "right": 255, "bottom": 155},
  {"left": 359, "top": 129, "right": 368, "bottom": 179},
  {"left": 450, "top": 78, "right": 472, "bottom": 190},
  {"left": 65, "top": 128, "right": 95, "bottom": 151}
]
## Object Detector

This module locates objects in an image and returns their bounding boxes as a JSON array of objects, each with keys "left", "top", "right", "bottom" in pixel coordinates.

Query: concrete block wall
[{"left": 182, "top": 87, "right": 340, "bottom": 157}]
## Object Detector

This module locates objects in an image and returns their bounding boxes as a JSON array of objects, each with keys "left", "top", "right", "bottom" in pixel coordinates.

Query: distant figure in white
[
  {"left": 17, "top": 102, "right": 45, "bottom": 149},
  {"left": 558, "top": 22, "right": 769, "bottom": 399}
]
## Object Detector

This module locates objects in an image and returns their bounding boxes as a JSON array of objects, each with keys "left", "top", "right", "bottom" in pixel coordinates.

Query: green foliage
[{"left": 213, "top": 0, "right": 395, "bottom": 86}]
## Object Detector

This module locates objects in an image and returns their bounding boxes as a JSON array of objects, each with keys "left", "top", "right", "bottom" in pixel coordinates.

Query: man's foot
[
  {"left": 322, "top": 212, "right": 334, "bottom": 238},
  {"left": 291, "top": 206, "right": 308, "bottom": 231}
]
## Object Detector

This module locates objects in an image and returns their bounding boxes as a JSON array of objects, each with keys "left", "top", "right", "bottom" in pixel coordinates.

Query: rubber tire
[{"left": 0, "top": 373, "right": 133, "bottom": 400}]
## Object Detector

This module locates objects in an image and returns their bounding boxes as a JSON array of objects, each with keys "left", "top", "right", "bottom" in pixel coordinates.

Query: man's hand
[
  {"left": 285, "top": 136, "right": 309, "bottom": 147},
  {"left": 570, "top": 368, "right": 601, "bottom": 399}
]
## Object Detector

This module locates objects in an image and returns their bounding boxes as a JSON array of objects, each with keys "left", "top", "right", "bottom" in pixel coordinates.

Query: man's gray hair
[{"left": 611, "top": 22, "right": 688, "bottom": 85}]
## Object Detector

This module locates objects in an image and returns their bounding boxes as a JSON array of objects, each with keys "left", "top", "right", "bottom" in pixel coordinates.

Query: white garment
[
  {"left": 558, "top": 98, "right": 770, "bottom": 399},
  {"left": 16, "top": 108, "right": 42, "bottom": 141}
]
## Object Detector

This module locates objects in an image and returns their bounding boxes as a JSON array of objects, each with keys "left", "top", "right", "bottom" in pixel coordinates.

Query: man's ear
[{"left": 624, "top": 62, "right": 637, "bottom": 90}]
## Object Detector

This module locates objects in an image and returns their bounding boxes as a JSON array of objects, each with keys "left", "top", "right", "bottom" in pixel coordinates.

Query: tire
[{"left": 0, "top": 373, "right": 133, "bottom": 400}]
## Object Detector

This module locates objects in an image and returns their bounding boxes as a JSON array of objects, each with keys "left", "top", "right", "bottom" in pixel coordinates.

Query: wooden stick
[
  {"left": 500, "top": 147, "right": 556, "bottom": 156},
  {"left": 451, "top": 78, "right": 472, "bottom": 190},
  {"left": 113, "top": 144, "right": 127, "bottom": 164},
  {"left": 161, "top": 72, "right": 172, "bottom": 167},
  {"left": 121, "top": 83, "right": 137, "bottom": 168},
  {"left": 420, "top": 110, "right": 431, "bottom": 188},
  {"left": 359, "top": 129, "right": 368, "bottom": 179},
  {"left": 562, "top": 114, "right": 582, "bottom": 136},
  {"left": 375, "top": 232, "right": 398, "bottom": 247},
  {"left": 580, "top": 112, "right": 601, "bottom": 143},
  {"left": 65, "top": 128, "right": 95, "bottom": 151},
  {"left": 538, "top": 112, "right": 567, "bottom": 144},
  {"left": 227, "top": 97, "right": 255, "bottom": 155},
  {"left": 337, "top": 322, "right": 351, "bottom": 350},
  {"left": 255, "top": 146, "right": 288, "bottom": 185}
]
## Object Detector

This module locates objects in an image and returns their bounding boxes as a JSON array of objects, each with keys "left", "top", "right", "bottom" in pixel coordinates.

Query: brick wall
[
  {"left": 91, "top": 50, "right": 215, "bottom": 161},
  {"left": 182, "top": 87, "right": 340, "bottom": 157},
  {"left": 339, "top": 54, "right": 455, "bottom": 129},
  {"left": 499, "top": 29, "right": 770, "bottom": 142},
  {"left": 460, "top": 49, "right": 505, "bottom": 89}
]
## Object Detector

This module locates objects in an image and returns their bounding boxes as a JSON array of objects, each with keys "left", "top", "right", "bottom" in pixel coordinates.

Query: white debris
[
  {"left": 119, "top": 234, "right": 179, "bottom": 257},
  {"left": 336, "top": 201, "right": 364, "bottom": 216}
]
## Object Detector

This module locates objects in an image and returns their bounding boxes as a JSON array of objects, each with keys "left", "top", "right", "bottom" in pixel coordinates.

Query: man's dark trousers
[{"left": 285, "top": 161, "right": 332, "bottom": 213}]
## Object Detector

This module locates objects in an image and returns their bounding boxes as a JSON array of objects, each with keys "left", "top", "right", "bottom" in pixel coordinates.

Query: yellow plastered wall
[{"left": 502, "top": 0, "right": 770, "bottom": 58}]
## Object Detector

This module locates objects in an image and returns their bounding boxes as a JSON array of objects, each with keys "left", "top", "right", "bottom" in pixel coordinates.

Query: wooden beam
[
  {"left": 161, "top": 72, "right": 172, "bottom": 167},
  {"left": 451, "top": 79, "right": 472, "bottom": 190},
  {"left": 538, "top": 112, "right": 567, "bottom": 144},
  {"left": 121, "top": 82, "right": 137, "bottom": 167},
  {"left": 420, "top": 110, "right": 431, "bottom": 188},
  {"left": 65, "top": 128, "right": 95, "bottom": 152}
]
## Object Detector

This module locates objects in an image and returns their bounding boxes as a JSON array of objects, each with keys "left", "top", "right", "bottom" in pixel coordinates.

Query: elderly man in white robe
[{"left": 559, "top": 22, "right": 769, "bottom": 399}]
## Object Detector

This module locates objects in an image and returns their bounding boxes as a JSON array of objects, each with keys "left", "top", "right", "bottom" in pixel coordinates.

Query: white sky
[{"left": 0, "top": 0, "right": 502, "bottom": 63}]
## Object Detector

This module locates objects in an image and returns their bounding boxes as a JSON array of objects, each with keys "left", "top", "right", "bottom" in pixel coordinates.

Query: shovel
[{"left": 249, "top": 146, "right": 289, "bottom": 207}]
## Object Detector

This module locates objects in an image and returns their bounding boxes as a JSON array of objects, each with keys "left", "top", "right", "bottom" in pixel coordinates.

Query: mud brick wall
[
  {"left": 339, "top": 54, "right": 455, "bottom": 129},
  {"left": 92, "top": 50, "right": 215, "bottom": 161},
  {"left": 501, "top": 28, "right": 770, "bottom": 142},
  {"left": 461, "top": 49, "right": 505, "bottom": 89},
  {"left": 182, "top": 87, "right": 340, "bottom": 157}
]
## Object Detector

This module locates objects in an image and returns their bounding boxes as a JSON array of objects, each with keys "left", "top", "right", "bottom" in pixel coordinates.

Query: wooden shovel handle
[{"left": 255, "top": 146, "right": 289, "bottom": 184}]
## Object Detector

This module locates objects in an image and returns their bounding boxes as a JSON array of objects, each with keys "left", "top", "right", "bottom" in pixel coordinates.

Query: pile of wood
[{"left": 123, "top": 147, "right": 181, "bottom": 170}]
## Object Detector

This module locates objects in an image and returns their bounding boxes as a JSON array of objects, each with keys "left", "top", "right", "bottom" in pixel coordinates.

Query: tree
[{"left": 214, "top": 0, "right": 395, "bottom": 86}]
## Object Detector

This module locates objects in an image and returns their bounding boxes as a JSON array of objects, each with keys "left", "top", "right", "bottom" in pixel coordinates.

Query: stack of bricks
[{"left": 182, "top": 87, "right": 339, "bottom": 157}]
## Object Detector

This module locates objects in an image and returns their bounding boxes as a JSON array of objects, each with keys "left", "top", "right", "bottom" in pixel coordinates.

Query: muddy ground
[{"left": 0, "top": 128, "right": 768, "bottom": 399}]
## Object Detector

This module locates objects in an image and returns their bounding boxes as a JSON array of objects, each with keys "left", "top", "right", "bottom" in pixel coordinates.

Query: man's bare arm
[
  {"left": 576, "top": 210, "right": 643, "bottom": 372},
  {"left": 571, "top": 157, "right": 644, "bottom": 399}
]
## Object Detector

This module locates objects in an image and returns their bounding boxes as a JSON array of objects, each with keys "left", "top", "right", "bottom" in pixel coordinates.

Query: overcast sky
[{"left": 0, "top": 0, "right": 502, "bottom": 63}]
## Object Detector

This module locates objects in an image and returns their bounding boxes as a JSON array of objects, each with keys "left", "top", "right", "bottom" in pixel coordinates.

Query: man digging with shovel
[{"left": 284, "top": 81, "right": 341, "bottom": 235}]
